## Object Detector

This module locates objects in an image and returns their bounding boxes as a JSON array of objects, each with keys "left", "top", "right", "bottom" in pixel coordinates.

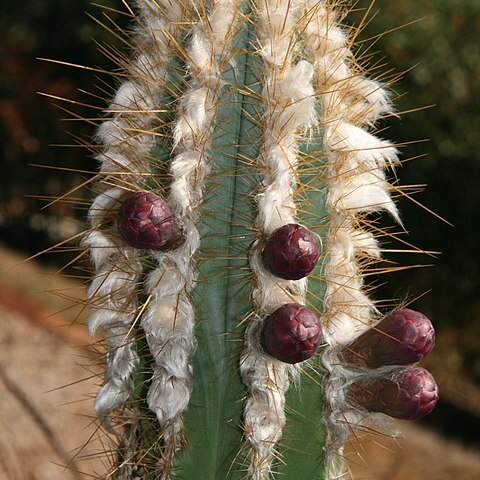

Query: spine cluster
[
  {"left": 87, "top": 0, "right": 242, "bottom": 472},
  {"left": 302, "top": 1, "right": 400, "bottom": 477},
  {"left": 141, "top": 0, "right": 241, "bottom": 463},
  {"left": 240, "top": 0, "right": 320, "bottom": 477},
  {"left": 84, "top": 0, "right": 185, "bottom": 429}
]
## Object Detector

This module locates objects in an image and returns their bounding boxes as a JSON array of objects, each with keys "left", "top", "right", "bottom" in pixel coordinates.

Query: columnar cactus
[{"left": 83, "top": 1, "right": 439, "bottom": 479}]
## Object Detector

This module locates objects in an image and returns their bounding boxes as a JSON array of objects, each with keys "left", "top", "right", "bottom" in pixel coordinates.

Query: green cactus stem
[{"left": 80, "top": 1, "right": 438, "bottom": 479}]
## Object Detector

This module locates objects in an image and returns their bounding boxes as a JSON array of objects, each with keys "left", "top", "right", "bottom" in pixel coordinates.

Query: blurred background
[{"left": 0, "top": 0, "right": 479, "bottom": 478}]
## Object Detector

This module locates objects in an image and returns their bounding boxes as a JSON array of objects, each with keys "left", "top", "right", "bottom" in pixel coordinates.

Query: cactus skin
[{"left": 80, "top": 1, "right": 439, "bottom": 479}]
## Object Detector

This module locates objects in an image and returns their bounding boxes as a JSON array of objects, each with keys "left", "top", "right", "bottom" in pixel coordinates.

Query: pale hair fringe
[
  {"left": 84, "top": 0, "right": 187, "bottom": 433},
  {"left": 240, "top": 0, "right": 317, "bottom": 478},
  {"left": 302, "top": 1, "right": 401, "bottom": 478},
  {"left": 139, "top": 0, "right": 243, "bottom": 471}
]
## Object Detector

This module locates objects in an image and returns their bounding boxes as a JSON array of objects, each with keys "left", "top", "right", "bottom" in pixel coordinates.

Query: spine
[
  {"left": 85, "top": 0, "right": 185, "bottom": 475},
  {"left": 140, "top": 0, "right": 242, "bottom": 471},
  {"left": 302, "top": 1, "right": 400, "bottom": 478},
  {"left": 241, "top": 1, "right": 317, "bottom": 477},
  {"left": 85, "top": 0, "right": 184, "bottom": 424}
]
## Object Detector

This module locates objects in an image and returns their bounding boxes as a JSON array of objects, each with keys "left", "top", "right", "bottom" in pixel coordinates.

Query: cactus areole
[{"left": 82, "top": 1, "right": 440, "bottom": 479}]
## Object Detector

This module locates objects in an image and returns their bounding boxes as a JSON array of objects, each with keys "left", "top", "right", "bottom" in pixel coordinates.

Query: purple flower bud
[
  {"left": 262, "top": 224, "right": 320, "bottom": 280},
  {"left": 117, "top": 192, "right": 183, "bottom": 250},
  {"left": 343, "top": 309, "right": 435, "bottom": 368},
  {"left": 348, "top": 366, "right": 439, "bottom": 420},
  {"left": 262, "top": 303, "right": 323, "bottom": 364}
]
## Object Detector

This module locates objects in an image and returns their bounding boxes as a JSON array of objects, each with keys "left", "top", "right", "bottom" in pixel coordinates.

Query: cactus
[{"left": 79, "top": 1, "right": 439, "bottom": 479}]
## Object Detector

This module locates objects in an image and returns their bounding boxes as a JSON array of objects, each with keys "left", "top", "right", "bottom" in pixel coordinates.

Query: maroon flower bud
[
  {"left": 343, "top": 309, "right": 435, "bottom": 368},
  {"left": 262, "top": 224, "right": 320, "bottom": 280},
  {"left": 262, "top": 303, "right": 323, "bottom": 364},
  {"left": 117, "top": 192, "right": 183, "bottom": 250},
  {"left": 348, "top": 366, "right": 439, "bottom": 420}
]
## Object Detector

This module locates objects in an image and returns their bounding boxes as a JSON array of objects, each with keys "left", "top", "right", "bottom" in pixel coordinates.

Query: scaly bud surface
[
  {"left": 344, "top": 309, "right": 435, "bottom": 368},
  {"left": 262, "top": 303, "right": 323, "bottom": 364},
  {"left": 349, "top": 366, "right": 439, "bottom": 420},
  {"left": 117, "top": 192, "right": 183, "bottom": 250},
  {"left": 262, "top": 224, "right": 320, "bottom": 280}
]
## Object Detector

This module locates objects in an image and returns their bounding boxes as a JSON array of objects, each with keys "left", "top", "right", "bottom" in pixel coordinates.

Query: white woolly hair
[
  {"left": 302, "top": 1, "right": 402, "bottom": 478},
  {"left": 240, "top": 1, "right": 317, "bottom": 478},
  {"left": 139, "top": 0, "right": 243, "bottom": 471},
  {"left": 85, "top": 0, "right": 188, "bottom": 472}
]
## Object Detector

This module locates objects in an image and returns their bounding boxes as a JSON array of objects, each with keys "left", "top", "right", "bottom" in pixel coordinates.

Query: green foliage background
[{"left": 1, "top": 0, "right": 479, "bottom": 442}]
